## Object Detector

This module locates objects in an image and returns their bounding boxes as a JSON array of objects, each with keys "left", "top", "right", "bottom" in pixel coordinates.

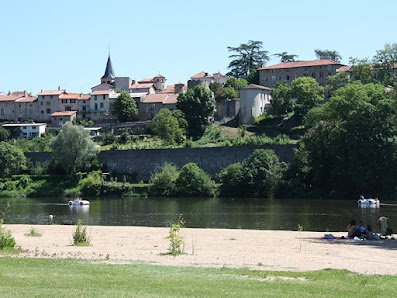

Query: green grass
[{"left": 0, "top": 258, "right": 395, "bottom": 297}]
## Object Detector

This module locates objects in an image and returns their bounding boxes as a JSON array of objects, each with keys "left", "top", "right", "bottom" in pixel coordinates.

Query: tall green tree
[
  {"left": 0, "top": 127, "right": 10, "bottom": 142},
  {"left": 372, "top": 43, "right": 397, "bottom": 85},
  {"left": 51, "top": 122, "right": 100, "bottom": 175},
  {"left": 273, "top": 52, "right": 298, "bottom": 63},
  {"left": 113, "top": 90, "right": 138, "bottom": 122},
  {"left": 326, "top": 71, "right": 351, "bottom": 94},
  {"left": 175, "top": 163, "right": 215, "bottom": 197},
  {"left": 349, "top": 57, "right": 375, "bottom": 84},
  {"left": 294, "top": 83, "right": 397, "bottom": 195},
  {"left": 314, "top": 49, "right": 342, "bottom": 62},
  {"left": 226, "top": 40, "right": 269, "bottom": 79},
  {"left": 291, "top": 77, "right": 324, "bottom": 118},
  {"left": 150, "top": 108, "right": 185, "bottom": 144},
  {"left": 270, "top": 81, "right": 293, "bottom": 116},
  {"left": 0, "top": 142, "right": 27, "bottom": 178},
  {"left": 176, "top": 86, "right": 215, "bottom": 139}
]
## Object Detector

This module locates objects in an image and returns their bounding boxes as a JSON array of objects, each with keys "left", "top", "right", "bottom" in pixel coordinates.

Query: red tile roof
[
  {"left": 143, "top": 94, "right": 178, "bottom": 104},
  {"left": 258, "top": 60, "right": 345, "bottom": 70},
  {"left": 138, "top": 78, "right": 155, "bottom": 83},
  {"left": 242, "top": 84, "right": 272, "bottom": 91},
  {"left": 191, "top": 71, "right": 213, "bottom": 79},
  {"left": 15, "top": 96, "right": 38, "bottom": 103},
  {"left": 0, "top": 95, "right": 22, "bottom": 101},
  {"left": 213, "top": 72, "right": 228, "bottom": 78},
  {"left": 51, "top": 111, "right": 77, "bottom": 117},
  {"left": 336, "top": 65, "right": 352, "bottom": 73},
  {"left": 92, "top": 90, "right": 113, "bottom": 95},
  {"left": 154, "top": 74, "right": 165, "bottom": 78},
  {"left": 37, "top": 90, "right": 66, "bottom": 96},
  {"left": 129, "top": 83, "right": 154, "bottom": 89}
]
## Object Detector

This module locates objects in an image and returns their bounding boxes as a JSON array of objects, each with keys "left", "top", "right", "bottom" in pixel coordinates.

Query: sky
[{"left": 1, "top": 0, "right": 396, "bottom": 95}]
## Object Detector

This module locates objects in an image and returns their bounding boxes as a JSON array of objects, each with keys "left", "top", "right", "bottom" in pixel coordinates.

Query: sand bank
[{"left": 4, "top": 224, "right": 397, "bottom": 275}]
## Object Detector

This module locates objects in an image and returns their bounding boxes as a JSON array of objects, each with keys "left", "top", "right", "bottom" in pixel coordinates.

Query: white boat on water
[
  {"left": 358, "top": 196, "right": 380, "bottom": 208},
  {"left": 68, "top": 198, "right": 90, "bottom": 206}
]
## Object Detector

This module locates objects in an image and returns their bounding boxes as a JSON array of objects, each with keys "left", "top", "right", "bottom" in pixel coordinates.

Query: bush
[
  {"left": 150, "top": 163, "right": 179, "bottom": 197},
  {"left": 167, "top": 216, "right": 185, "bottom": 255},
  {"left": 0, "top": 204, "right": 16, "bottom": 249},
  {"left": 175, "top": 163, "right": 215, "bottom": 197},
  {"left": 119, "top": 132, "right": 131, "bottom": 144},
  {"left": 102, "top": 133, "right": 116, "bottom": 145},
  {"left": 73, "top": 220, "right": 90, "bottom": 246},
  {"left": 78, "top": 171, "right": 103, "bottom": 197}
]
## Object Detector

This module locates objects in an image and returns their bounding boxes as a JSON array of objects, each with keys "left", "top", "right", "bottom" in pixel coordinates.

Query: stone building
[
  {"left": 89, "top": 89, "right": 118, "bottom": 122},
  {"left": 36, "top": 89, "right": 67, "bottom": 122},
  {"left": 0, "top": 91, "right": 38, "bottom": 121},
  {"left": 239, "top": 84, "right": 271, "bottom": 125},
  {"left": 258, "top": 60, "right": 346, "bottom": 88}
]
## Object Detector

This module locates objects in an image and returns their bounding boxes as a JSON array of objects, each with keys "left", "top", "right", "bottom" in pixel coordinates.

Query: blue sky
[{"left": 1, "top": 0, "right": 396, "bottom": 94}]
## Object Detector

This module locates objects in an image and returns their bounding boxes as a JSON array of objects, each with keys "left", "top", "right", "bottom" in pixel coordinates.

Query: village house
[
  {"left": 239, "top": 84, "right": 272, "bottom": 125},
  {"left": 50, "top": 111, "right": 77, "bottom": 128},
  {"left": 258, "top": 59, "right": 346, "bottom": 88},
  {"left": 2, "top": 123, "right": 47, "bottom": 139},
  {"left": 89, "top": 89, "right": 118, "bottom": 122},
  {"left": 187, "top": 71, "right": 229, "bottom": 90},
  {"left": 0, "top": 91, "right": 38, "bottom": 122}
]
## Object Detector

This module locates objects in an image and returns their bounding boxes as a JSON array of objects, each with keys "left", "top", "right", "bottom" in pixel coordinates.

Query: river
[{"left": 1, "top": 197, "right": 396, "bottom": 232}]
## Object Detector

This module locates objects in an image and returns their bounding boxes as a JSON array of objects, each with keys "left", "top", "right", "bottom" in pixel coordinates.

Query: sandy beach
[{"left": 4, "top": 224, "right": 397, "bottom": 275}]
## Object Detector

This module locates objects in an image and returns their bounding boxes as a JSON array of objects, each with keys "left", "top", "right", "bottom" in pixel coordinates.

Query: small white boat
[
  {"left": 358, "top": 197, "right": 380, "bottom": 208},
  {"left": 68, "top": 198, "right": 90, "bottom": 206}
]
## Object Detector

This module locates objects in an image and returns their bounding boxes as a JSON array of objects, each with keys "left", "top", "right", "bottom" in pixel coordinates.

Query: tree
[
  {"left": 246, "top": 68, "right": 260, "bottom": 85},
  {"left": 314, "top": 49, "right": 342, "bottom": 62},
  {"left": 51, "top": 122, "right": 100, "bottom": 175},
  {"left": 224, "top": 87, "right": 238, "bottom": 99},
  {"left": 175, "top": 163, "right": 215, "bottom": 197},
  {"left": 219, "top": 149, "right": 285, "bottom": 198},
  {"left": 273, "top": 52, "right": 298, "bottom": 63},
  {"left": 226, "top": 40, "right": 269, "bottom": 79},
  {"left": 291, "top": 77, "right": 324, "bottom": 118},
  {"left": 150, "top": 108, "right": 185, "bottom": 144},
  {"left": 0, "top": 127, "right": 10, "bottom": 142},
  {"left": 349, "top": 57, "right": 375, "bottom": 84},
  {"left": 270, "top": 81, "right": 293, "bottom": 116},
  {"left": 176, "top": 85, "right": 215, "bottom": 139},
  {"left": 326, "top": 71, "right": 351, "bottom": 94},
  {"left": 209, "top": 82, "right": 226, "bottom": 102},
  {"left": 0, "top": 142, "right": 27, "bottom": 178},
  {"left": 224, "top": 77, "right": 248, "bottom": 91},
  {"left": 113, "top": 90, "right": 138, "bottom": 122},
  {"left": 372, "top": 43, "right": 397, "bottom": 85},
  {"left": 294, "top": 83, "right": 397, "bottom": 195},
  {"left": 150, "top": 162, "right": 179, "bottom": 197}
]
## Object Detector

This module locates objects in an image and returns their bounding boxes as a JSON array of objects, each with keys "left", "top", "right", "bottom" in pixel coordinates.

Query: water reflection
[{"left": 0, "top": 197, "right": 396, "bottom": 232}]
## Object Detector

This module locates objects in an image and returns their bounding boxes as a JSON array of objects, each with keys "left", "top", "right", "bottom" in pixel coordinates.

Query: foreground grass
[{"left": 0, "top": 258, "right": 396, "bottom": 297}]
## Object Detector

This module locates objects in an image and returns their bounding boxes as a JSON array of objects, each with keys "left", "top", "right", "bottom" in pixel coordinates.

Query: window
[
  {"left": 47, "top": 102, "right": 50, "bottom": 105},
  {"left": 295, "top": 74, "right": 299, "bottom": 79},
  {"left": 32, "top": 126, "right": 36, "bottom": 130},
  {"left": 50, "top": 95, "right": 53, "bottom": 99},
  {"left": 65, "top": 106, "right": 71, "bottom": 111},
  {"left": 46, "top": 109, "right": 51, "bottom": 114},
  {"left": 278, "top": 75, "right": 282, "bottom": 80},
  {"left": 62, "top": 99, "right": 67, "bottom": 103},
  {"left": 41, "top": 111, "right": 44, "bottom": 114},
  {"left": 22, "top": 126, "right": 27, "bottom": 129},
  {"left": 319, "top": 72, "right": 323, "bottom": 78},
  {"left": 95, "top": 103, "right": 98, "bottom": 110},
  {"left": 18, "top": 103, "right": 22, "bottom": 107},
  {"left": 103, "top": 95, "right": 106, "bottom": 100},
  {"left": 279, "top": 69, "right": 283, "bottom": 72},
  {"left": 94, "top": 95, "right": 97, "bottom": 100},
  {"left": 41, "top": 102, "right": 43, "bottom": 105},
  {"left": 271, "top": 70, "right": 275, "bottom": 73},
  {"left": 70, "top": 99, "right": 76, "bottom": 103},
  {"left": 271, "top": 76, "right": 276, "bottom": 81},
  {"left": 264, "top": 76, "right": 268, "bottom": 82},
  {"left": 100, "top": 103, "right": 104, "bottom": 109},
  {"left": 311, "top": 73, "right": 316, "bottom": 78},
  {"left": 286, "top": 75, "right": 290, "bottom": 80}
]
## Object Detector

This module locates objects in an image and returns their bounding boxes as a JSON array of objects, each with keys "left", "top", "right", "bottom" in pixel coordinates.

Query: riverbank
[{"left": 4, "top": 224, "right": 397, "bottom": 275}]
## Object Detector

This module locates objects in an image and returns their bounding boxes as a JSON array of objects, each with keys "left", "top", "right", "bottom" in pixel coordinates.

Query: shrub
[
  {"left": 150, "top": 163, "right": 179, "bottom": 197},
  {"left": 167, "top": 216, "right": 185, "bottom": 255},
  {"left": 119, "top": 132, "right": 131, "bottom": 144},
  {"left": 102, "top": 133, "right": 116, "bottom": 145},
  {"left": 78, "top": 171, "right": 103, "bottom": 197},
  {"left": 175, "top": 163, "right": 215, "bottom": 197},
  {"left": 73, "top": 220, "right": 90, "bottom": 246},
  {"left": 25, "top": 226, "right": 42, "bottom": 237},
  {"left": 0, "top": 203, "right": 16, "bottom": 249}
]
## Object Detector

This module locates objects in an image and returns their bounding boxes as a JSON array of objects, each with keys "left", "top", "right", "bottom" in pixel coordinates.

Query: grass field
[{"left": 0, "top": 257, "right": 396, "bottom": 297}]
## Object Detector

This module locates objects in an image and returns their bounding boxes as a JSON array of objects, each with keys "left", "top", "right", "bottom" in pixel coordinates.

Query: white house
[{"left": 2, "top": 123, "right": 47, "bottom": 139}]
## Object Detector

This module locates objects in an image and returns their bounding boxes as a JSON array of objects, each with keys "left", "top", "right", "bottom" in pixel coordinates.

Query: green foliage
[
  {"left": 0, "top": 126, "right": 10, "bottom": 141},
  {"left": 349, "top": 57, "right": 375, "bottom": 84},
  {"left": 101, "top": 133, "right": 116, "bottom": 145},
  {"left": 219, "top": 149, "right": 285, "bottom": 198},
  {"left": 150, "top": 163, "right": 179, "bottom": 197},
  {"left": 150, "top": 109, "right": 185, "bottom": 144},
  {"left": 78, "top": 170, "right": 103, "bottom": 197},
  {"left": 224, "top": 87, "right": 238, "bottom": 99},
  {"left": 291, "top": 77, "right": 324, "bottom": 119},
  {"left": 175, "top": 163, "right": 215, "bottom": 197},
  {"left": 295, "top": 82, "right": 397, "bottom": 195},
  {"left": 0, "top": 203, "right": 16, "bottom": 249},
  {"left": 326, "top": 71, "right": 351, "bottom": 94},
  {"left": 167, "top": 216, "right": 185, "bottom": 255},
  {"left": 0, "top": 142, "right": 27, "bottom": 178},
  {"left": 176, "top": 85, "right": 215, "bottom": 139},
  {"left": 25, "top": 226, "right": 42, "bottom": 237},
  {"left": 273, "top": 52, "right": 298, "bottom": 63},
  {"left": 246, "top": 68, "right": 260, "bottom": 85},
  {"left": 372, "top": 43, "right": 397, "bottom": 86},
  {"left": 225, "top": 77, "right": 248, "bottom": 92},
  {"left": 51, "top": 122, "right": 100, "bottom": 175},
  {"left": 12, "top": 133, "right": 53, "bottom": 152},
  {"left": 73, "top": 220, "right": 90, "bottom": 246},
  {"left": 113, "top": 90, "right": 138, "bottom": 122},
  {"left": 227, "top": 40, "right": 269, "bottom": 79},
  {"left": 209, "top": 82, "right": 226, "bottom": 102},
  {"left": 314, "top": 49, "right": 342, "bottom": 62},
  {"left": 119, "top": 132, "right": 131, "bottom": 144},
  {"left": 270, "top": 81, "right": 293, "bottom": 116}
]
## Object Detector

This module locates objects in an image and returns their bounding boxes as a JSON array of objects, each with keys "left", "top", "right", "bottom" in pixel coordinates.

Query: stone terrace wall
[{"left": 26, "top": 145, "right": 297, "bottom": 181}]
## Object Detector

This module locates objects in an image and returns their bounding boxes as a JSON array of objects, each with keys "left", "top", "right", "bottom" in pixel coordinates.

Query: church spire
[{"left": 101, "top": 53, "right": 115, "bottom": 79}]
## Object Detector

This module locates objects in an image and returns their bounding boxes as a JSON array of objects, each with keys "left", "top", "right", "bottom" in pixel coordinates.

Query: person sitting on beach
[
  {"left": 363, "top": 225, "right": 374, "bottom": 240},
  {"left": 347, "top": 220, "right": 356, "bottom": 238},
  {"left": 355, "top": 221, "right": 366, "bottom": 237}
]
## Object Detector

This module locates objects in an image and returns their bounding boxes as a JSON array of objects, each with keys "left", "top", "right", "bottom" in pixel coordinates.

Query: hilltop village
[{"left": 0, "top": 54, "right": 350, "bottom": 137}]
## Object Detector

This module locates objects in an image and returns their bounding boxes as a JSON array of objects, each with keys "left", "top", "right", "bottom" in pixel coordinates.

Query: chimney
[
  {"left": 24, "top": 91, "right": 27, "bottom": 97},
  {"left": 58, "top": 86, "right": 60, "bottom": 91}
]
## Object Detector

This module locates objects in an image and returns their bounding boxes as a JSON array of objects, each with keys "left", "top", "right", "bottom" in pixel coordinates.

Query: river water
[{"left": 1, "top": 197, "right": 396, "bottom": 232}]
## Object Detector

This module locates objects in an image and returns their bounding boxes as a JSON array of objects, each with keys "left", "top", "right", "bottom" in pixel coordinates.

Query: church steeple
[{"left": 101, "top": 53, "right": 115, "bottom": 85}]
